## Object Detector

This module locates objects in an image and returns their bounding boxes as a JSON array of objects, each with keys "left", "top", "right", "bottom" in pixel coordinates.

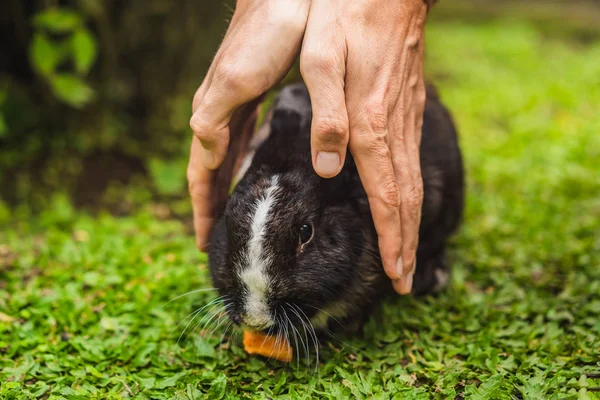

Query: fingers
[
  {"left": 189, "top": 68, "right": 259, "bottom": 170},
  {"left": 349, "top": 107, "right": 403, "bottom": 282},
  {"left": 192, "top": 3, "right": 247, "bottom": 113},
  {"left": 188, "top": 97, "right": 262, "bottom": 252},
  {"left": 342, "top": 5, "right": 405, "bottom": 285},
  {"left": 400, "top": 8, "right": 427, "bottom": 295},
  {"left": 190, "top": 0, "right": 309, "bottom": 171},
  {"left": 300, "top": 0, "right": 349, "bottom": 178},
  {"left": 188, "top": 0, "right": 309, "bottom": 251},
  {"left": 391, "top": 137, "right": 423, "bottom": 296},
  {"left": 389, "top": 9, "right": 427, "bottom": 295}
]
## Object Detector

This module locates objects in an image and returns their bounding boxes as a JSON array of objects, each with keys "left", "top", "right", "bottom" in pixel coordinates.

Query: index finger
[
  {"left": 192, "top": 1, "right": 253, "bottom": 113},
  {"left": 188, "top": 98, "right": 263, "bottom": 251},
  {"left": 188, "top": 138, "right": 217, "bottom": 251}
]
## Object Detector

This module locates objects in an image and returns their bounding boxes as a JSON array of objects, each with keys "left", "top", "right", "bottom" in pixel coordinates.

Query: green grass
[{"left": 2, "top": 18, "right": 600, "bottom": 400}]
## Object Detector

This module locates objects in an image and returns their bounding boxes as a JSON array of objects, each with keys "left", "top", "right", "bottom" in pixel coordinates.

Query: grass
[{"left": 2, "top": 16, "right": 600, "bottom": 400}]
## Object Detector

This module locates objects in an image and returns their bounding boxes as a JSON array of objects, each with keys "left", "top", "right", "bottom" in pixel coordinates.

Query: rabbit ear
[
  {"left": 249, "top": 106, "right": 311, "bottom": 171},
  {"left": 230, "top": 98, "right": 265, "bottom": 176},
  {"left": 267, "top": 83, "right": 312, "bottom": 146},
  {"left": 211, "top": 96, "right": 265, "bottom": 219},
  {"left": 269, "top": 108, "right": 303, "bottom": 138}
]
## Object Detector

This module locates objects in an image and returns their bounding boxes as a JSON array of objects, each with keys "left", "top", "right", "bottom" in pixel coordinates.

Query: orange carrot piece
[{"left": 243, "top": 330, "right": 293, "bottom": 362}]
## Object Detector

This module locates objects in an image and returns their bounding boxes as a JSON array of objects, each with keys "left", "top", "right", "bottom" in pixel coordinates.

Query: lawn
[{"left": 1, "top": 16, "right": 600, "bottom": 400}]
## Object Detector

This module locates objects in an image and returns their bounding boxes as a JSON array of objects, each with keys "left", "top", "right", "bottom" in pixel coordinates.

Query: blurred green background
[
  {"left": 1, "top": 1, "right": 600, "bottom": 398},
  {"left": 1, "top": 0, "right": 599, "bottom": 220},
  {"left": 1, "top": 0, "right": 238, "bottom": 220}
]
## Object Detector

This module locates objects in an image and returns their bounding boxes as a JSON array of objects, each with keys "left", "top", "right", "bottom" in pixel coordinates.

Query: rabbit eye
[{"left": 299, "top": 223, "right": 314, "bottom": 245}]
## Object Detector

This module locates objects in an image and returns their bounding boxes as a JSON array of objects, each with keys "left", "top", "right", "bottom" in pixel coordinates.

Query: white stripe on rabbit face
[{"left": 239, "top": 175, "right": 280, "bottom": 329}]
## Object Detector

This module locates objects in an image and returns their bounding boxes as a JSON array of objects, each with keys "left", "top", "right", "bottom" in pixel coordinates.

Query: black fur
[{"left": 208, "top": 83, "right": 464, "bottom": 335}]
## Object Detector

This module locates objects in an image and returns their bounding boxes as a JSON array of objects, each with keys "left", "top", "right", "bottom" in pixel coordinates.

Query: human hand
[
  {"left": 188, "top": 0, "right": 310, "bottom": 251},
  {"left": 300, "top": 0, "right": 428, "bottom": 294}
]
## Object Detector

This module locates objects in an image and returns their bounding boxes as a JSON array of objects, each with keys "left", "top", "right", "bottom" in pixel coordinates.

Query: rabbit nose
[
  {"left": 231, "top": 313, "right": 242, "bottom": 325},
  {"left": 241, "top": 313, "right": 273, "bottom": 330}
]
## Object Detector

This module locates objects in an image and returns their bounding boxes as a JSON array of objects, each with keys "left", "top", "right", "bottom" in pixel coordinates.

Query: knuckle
[
  {"left": 187, "top": 173, "right": 200, "bottom": 194},
  {"left": 404, "top": 183, "right": 424, "bottom": 210},
  {"left": 377, "top": 177, "right": 400, "bottom": 209},
  {"left": 350, "top": 124, "right": 387, "bottom": 150},
  {"left": 414, "top": 177, "right": 424, "bottom": 196},
  {"left": 409, "top": 239, "right": 419, "bottom": 254},
  {"left": 189, "top": 115, "right": 209, "bottom": 137},
  {"left": 216, "top": 64, "right": 246, "bottom": 91},
  {"left": 189, "top": 122, "right": 217, "bottom": 150},
  {"left": 313, "top": 117, "right": 348, "bottom": 145},
  {"left": 381, "top": 181, "right": 401, "bottom": 209},
  {"left": 351, "top": 133, "right": 388, "bottom": 159},
  {"left": 405, "top": 194, "right": 422, "bottom": 210},
  {"left": 301, "top": 51, "right": 337, "bottom": 75},
  {"left": 413, "top": 179, "right": 425, "bottom": 201},
  {"left": 216, "top": 63, "right": 265, "bottom": 98},
  {"left": 364, "top": 102, "right": 388, "bottom": 133}
]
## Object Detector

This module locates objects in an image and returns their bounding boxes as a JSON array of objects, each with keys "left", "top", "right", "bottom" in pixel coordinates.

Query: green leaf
[
  {"left": 193, "top": 336, "right": 217, "bottom": 359},
  {"left": 72, "top": 28, "right": 97, "bottom": 74},
  {"left": 33, "top": 8, "right": 82, "bottom": 33},
  {"left": 30, "top": 33, "right": 61, "bottom": 76},
  {"left": 84, "top": 365, "right": 104, "bottom": 379},
  {"left": 578, "top": 388, "right": 592, "bottom": 400},
  {"left": 50, "top": 74, "right": 95, "bottom": 108},
  {"left": 30, "top": 382, "right": 50, "bottom": 397},
  {"left": 155, "top": 371, "right": 190, "bottom": 390},
  {"left": 138, "top": 377, "right": 156, "bottom": 390},
  {"left": 207, "top": 374, "right": 227, "bottom": 400},
  {"left": 132, "top": 343, "right": 158, "bottom": 368}
]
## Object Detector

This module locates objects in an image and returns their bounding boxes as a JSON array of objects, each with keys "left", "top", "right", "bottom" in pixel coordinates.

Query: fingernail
[
  {"left": 202, "top": 147, "right": 216, "bottom": 169},
  {"left": 315, "top": 152, "right": 340, "bottom": 176},
  {"left": 401, "top": 273, "right": 413, "bottom": 294},
  {"left": 396, "top": 256, "right": 404, "bottom": 277}
]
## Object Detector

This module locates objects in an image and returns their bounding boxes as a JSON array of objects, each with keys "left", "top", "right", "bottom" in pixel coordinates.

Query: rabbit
[{"left": 208, "top": 82, "right": 464, "bottom": 336}]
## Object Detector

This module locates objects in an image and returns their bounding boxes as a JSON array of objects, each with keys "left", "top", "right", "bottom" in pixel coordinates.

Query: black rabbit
[{"left": 208, "top": 83, "right": 464, "bottom": 335}]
